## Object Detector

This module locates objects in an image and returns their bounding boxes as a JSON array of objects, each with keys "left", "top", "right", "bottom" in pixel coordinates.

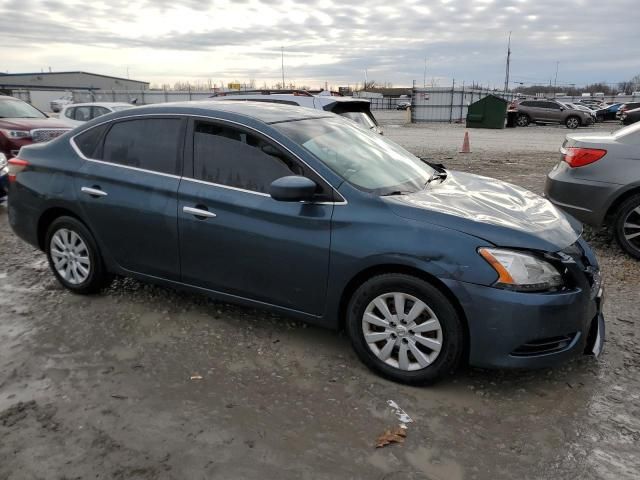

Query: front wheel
[
  {"left": 614, "top": 194, "right": 640, "bottom": 259},
  {"left": 46, "top": 216, "right": 110, "bottom": 294},
  {"left": 346, "top": 274, "right": 464, "bottom": 385},
  {"left": 565, "top": 116, "right": 581, "bottom": 129}
]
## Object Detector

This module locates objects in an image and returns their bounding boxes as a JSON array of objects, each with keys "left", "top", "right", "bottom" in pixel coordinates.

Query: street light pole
[
  {"left": 281, "top": 46, "right": 285, "bottom": 88},
  {"left": 503, "top": 31, "right": 511, "bottom": 93}
]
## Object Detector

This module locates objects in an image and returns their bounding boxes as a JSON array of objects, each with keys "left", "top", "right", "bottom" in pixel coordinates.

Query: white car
[
  {"left": 49, "top": 93, "right": 73, "bottom": 113},
  {"left": 60, "top": 102, "right": 135, "bottom": 127},
  {"left": 208, "top": 90, "right": 383, "bottom": 134}
]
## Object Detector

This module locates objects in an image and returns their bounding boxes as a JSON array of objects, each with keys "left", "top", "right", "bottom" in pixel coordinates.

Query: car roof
[
  {"left": 63, "top": 102, "right": 133, "bottom": 108},
  {"left": 210, "top": 93, "right": 370, "bottom": 105},
  {"left": 125, "top": 100, "right": 334, "bottom": 124}
]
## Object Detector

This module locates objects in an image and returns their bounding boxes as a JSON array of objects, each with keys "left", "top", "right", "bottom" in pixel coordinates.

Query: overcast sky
[{"left": 1, "top": 0, "right": 638, "bottom": 89}]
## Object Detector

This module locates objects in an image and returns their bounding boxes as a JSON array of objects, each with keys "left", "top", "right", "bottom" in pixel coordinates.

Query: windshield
[
  {"left": 0, "top": 99, "right": 47, "bottom": 119},
  {"left": 339, "top": 111, "right": 377, "bottom": 131},
  {"left": 274, "top": 116, "right": 434, "bottom": 195}
]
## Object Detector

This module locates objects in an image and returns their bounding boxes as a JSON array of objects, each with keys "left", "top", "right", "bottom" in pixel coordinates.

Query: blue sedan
[{"left": 7, "top": 102, "right": 605, "bottom": 384}]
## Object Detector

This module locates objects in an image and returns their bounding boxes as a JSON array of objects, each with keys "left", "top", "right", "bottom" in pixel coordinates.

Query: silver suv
[
  {"left": 209, "top": 89, "right": 383, "bottom": 134},
  {"left": 516, "top": 99, "right": 594, "bottom": 129}
]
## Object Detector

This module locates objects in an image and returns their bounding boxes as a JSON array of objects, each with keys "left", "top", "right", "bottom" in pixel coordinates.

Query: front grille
[
  {"left": 30, "top": 128, "right": 70, "bottom": 143},
  {"left": 511, "top": 333, "right": 577, "bottom": 357}
]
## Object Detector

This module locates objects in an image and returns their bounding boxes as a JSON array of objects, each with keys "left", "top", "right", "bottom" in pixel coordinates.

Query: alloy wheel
[
  {"left": 362, "top": 292, "right": 443, "bottom": 371},
  {"left": 623, "top": 206, "right": 640, "bottom": 253},
  {"left": 50, "top": 228, "right": 91, "bottom": 285},
  {"left": 566, "top": 117, "right": 580, "bottom": 129}
]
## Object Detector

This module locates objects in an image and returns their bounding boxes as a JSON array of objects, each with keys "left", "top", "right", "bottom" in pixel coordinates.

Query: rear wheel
[
  {"left": 565, "top": 116, "right": 581, "bottom": 129},
  {"left": 46, "top": 216, "right": 110, "bottom": 294},
  {"left": 614, "top": 194, "right": 640, "bottom": 259},
  {"left": 346, "top": 274, "right": 464, "bottom": 385},
  {"left": 516, "top": 114, "right": 530, "bottom": 127}
]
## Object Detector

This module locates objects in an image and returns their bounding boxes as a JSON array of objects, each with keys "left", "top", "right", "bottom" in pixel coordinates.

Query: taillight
[
  {"left": 8, "top": 157, "right": 29, "bottom": 182},
  {"left": 563, "top": 148, "right": 607, "bottom": 168}
]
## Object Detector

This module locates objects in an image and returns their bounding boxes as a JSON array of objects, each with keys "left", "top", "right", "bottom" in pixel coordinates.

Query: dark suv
[
  {"left": 516, "top": 99, "right": 594, "bottom": 129},
  {"left": 0, "top": 95, "right": 70, "bottom": 158}
]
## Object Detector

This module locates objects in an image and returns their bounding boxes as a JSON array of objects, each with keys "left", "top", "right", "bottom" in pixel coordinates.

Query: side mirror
[{"left": 269, "top": 176, "right": 317, "bottom": 202}]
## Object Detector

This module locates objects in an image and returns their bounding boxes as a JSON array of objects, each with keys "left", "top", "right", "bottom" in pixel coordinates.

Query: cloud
[{"left": 0, "top": 0, "right": 638, "bottom": 88}]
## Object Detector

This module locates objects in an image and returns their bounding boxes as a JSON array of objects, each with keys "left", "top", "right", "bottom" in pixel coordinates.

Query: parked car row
[
  {"left": 621, "top": 107, "right": 640, "bottom": 125},
  {"left": 7, "top": 100, "right": 606, "bottom": 385}
]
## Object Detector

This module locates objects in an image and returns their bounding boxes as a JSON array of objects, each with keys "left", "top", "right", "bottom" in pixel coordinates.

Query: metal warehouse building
[{"left": 0, "top": 71, "right": 149, "bottom": 93}]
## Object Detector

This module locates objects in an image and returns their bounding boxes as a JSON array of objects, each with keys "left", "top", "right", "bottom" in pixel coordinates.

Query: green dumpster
[{"left": 466, "top": 94, "right": 509, "bottom": 129}]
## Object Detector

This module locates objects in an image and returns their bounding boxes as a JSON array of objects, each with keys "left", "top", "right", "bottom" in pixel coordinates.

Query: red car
[{"left": 0, "top": 95, "right": 71, "bottom": 159}]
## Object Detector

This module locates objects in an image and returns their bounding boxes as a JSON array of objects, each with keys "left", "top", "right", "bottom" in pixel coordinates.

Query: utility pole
[
  {"left": 281, "top": 46, "right": 285, "bottom": 89},
  {"left": 503, "top": 31, "right": 511, "bottom": 92},
  {"left": 423, "top": 57, "right": 427, "bottom": 88},
  {"left": 554, "top": 61, "right": 559, "bottom": 95},
  {"left": 364, "top": 69, "right": 368, "bottom": 90}
]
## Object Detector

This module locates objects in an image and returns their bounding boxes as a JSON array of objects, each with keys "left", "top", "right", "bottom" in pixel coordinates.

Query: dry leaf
[{"left": 375, "top": 426, "right": 407, "bottom": 448}]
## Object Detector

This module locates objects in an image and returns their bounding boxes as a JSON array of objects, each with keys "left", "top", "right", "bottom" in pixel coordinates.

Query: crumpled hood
[
  {"left": 0, "top": 117, "right": 70, "bottom": 130},
  {"left": 387, "top": 170, "right": 582, "bottom": 252}
]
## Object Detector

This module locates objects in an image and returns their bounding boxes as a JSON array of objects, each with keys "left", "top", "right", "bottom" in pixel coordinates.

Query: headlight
[
  {"left": 478, "top": 248, "right": 563, "bottom": 292},
  {"left": 0, "top": 129, "right": 31, "bottom": 139}
]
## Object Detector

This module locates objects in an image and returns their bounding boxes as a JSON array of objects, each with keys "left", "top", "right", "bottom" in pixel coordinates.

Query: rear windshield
[{"left": 324, "top": 101, "right": 379, "bottom": 131}]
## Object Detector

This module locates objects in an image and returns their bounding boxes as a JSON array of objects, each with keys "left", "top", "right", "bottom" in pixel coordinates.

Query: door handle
[
  {"left": 81, "top": 186, "right": 108, "bottom": 197},
  {"left": 183, "top": 206, "right": 216, "bottom": 219}
]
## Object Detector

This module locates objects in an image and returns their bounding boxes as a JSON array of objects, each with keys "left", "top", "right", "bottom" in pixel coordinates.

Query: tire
[
  {"left": 45, "top": 216, "right": 110, "bottom": 294},
  {"left": 345, "top": 274, "right": 464, "bottom": 385},
  {"left": 516, "top": 114, "right": 530, "bottom": 127},
  {"left": 613, "top": 194, "right": 640, "bottom": 259},
  {"left": 565, "top": 116, "right": 581, "bottom": 129}
]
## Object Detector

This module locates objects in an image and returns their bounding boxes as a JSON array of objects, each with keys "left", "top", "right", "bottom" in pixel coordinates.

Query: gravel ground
[{"left": 1, "top": 113, "right": 638, "bottom": 480}]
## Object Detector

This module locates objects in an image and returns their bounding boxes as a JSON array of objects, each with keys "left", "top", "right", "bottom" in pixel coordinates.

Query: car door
[
  {"left": 542, "top": 101, "right": 562, "bottom": 122},
  {"left": 74, "top": 116, "right": 186, "bottom": 280},
  {"left": 178, "top": 118, "right": 333, "bottom": 316}
]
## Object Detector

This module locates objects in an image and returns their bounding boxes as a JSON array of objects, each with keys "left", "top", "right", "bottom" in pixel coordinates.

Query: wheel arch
[
  {"left": 37, "top": 206, "right": 86, "bottom": 251},
  {"left": 337, "top": 264, "right": 470, "bottom": 357},
  {"left": 604, "top": 185, "right": 640, "bottom": 224}
]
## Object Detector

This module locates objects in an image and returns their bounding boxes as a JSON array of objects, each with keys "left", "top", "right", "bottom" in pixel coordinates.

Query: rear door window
[
  {"left": 102, "top": 118, "right": 183, "bottom": 175},
  {"left": 92, "top": 106, "right": 111, "bottom": 119},
  {"left": 74, "top": 124, "right": 110, "bottom": 159},
  {"left": 73, "top": 106, "right": 92, "bottom": 121}
]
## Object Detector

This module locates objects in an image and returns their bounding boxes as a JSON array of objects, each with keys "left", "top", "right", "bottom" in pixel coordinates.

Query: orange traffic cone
[{"left": 460, "top": 131, "right": 471, "bottom": 153}]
